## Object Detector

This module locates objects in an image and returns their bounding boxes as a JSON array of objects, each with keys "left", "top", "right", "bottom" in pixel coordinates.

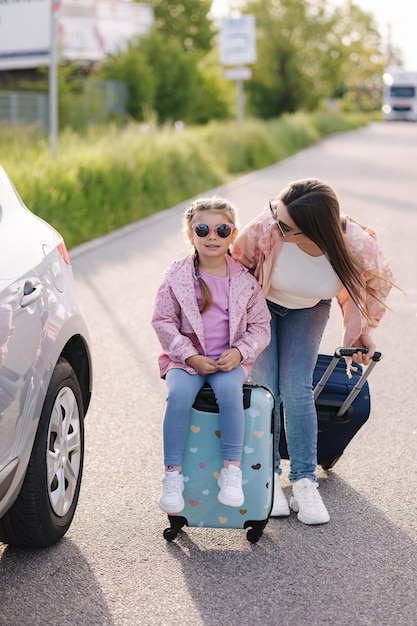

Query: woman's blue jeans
[
  {"left": 251, "top": 299, "right": 331, "bottom": 482},
  {"left": 163, "top": 366, "right": 246, "bottom": 467}
]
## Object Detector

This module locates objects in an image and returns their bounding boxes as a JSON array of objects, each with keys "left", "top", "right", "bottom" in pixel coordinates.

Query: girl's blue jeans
[
  {"left": 251, "top": 299, "right": 331, "bottom": 482},
  {"left": 163, "top": 365, "right": 246, "bottom": 467}
]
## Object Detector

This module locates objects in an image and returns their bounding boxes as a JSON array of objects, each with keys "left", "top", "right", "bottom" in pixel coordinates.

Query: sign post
[
  {"left": 220, "top": 15, "right": 256, "bottom": 124},
  {"left": 49, "top": 0, "right": 61, "bottom": 157}
]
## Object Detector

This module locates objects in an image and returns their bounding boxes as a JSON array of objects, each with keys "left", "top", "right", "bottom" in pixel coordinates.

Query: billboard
[
  {"left": 0, "top": 0, "right": 154, "bottom": 70},
  {"left": 0, "top": 0, "right": 50, "bottom": 70},
  {"left": 60, "top": 0, "right": 154, "bottom": 63}
]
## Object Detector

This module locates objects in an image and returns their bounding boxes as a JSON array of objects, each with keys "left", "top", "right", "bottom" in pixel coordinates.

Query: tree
[
  {"left": 138, "top": 31, "right": 202, "bottom": 122},
  {"left": 190, "top": 49, "right": 236, "bottom": 123},
  {"left": 243, "top": 0, "right": 386, "bottom": 118},
  {"left": 244, "top": 0, "right": 335, "bottom": 117},
  {"left": 148, "top": 0, "right": 215, "bottom": 55},
  {"left": 100, "top": 43, "right": 156, "bottom": 120},
  {"left": 101, "top": 2, "right": 235, "bottom": 124},
  {"left": 328, "top": 1, "right": 386, "bottom": 110}
]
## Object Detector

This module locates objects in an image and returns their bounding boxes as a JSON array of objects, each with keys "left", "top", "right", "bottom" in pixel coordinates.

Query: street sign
[
  {"left": 220, "top": 15, "right": 256, "bottom": 67},
  {"left": 224, "top": 67, "right": 252, "bottom": 81}
]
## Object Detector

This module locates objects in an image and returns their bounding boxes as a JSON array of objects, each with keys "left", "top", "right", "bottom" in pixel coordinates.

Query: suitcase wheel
[
  {"left": 320, "top": 455, "right": 341, "bottom": 470},
  {"left": 163, "top": 515, "right": 188, "bottom": 542},
  {"left": 244, "top": 519, "right": 268, "bottom": 543}
]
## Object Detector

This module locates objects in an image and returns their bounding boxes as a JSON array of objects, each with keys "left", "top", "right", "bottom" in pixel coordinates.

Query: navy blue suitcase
[
  {"left": 279, "top": 348, "right": 382, "bottom": 470},
  {"left": 163, "top": 382, "right": 275, "bottom": 544}
]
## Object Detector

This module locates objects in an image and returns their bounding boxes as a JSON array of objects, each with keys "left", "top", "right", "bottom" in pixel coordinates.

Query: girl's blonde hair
[{"left": 185, "top": 196, "right": 237, "bottom": 314}]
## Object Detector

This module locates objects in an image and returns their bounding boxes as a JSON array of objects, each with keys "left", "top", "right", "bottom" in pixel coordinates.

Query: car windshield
[{"left": 390, "top": 86, "right": 415, "bottom": 98}]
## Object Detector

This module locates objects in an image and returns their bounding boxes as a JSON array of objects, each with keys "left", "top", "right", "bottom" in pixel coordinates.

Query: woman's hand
[
  {"left": 345, "top": 334, "right": 376, "bottom": 377},
  {"left": 353, "top": 335, "right": 376, "bottom": 365}
]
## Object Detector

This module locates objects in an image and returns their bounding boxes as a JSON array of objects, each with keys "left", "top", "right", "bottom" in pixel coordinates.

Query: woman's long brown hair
[{"left": 278, "top": 179, "right": 385, "bottom": 323}]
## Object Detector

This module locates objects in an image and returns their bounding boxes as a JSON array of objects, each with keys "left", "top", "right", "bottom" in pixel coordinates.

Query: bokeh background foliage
[{"left": 1, "top": 110, "right": 367, "bottom": 249}]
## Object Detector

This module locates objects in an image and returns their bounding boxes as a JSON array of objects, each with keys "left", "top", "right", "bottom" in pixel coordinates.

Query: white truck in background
[{"left": 382, "top": 68, "right": 417, "bottom": 121}]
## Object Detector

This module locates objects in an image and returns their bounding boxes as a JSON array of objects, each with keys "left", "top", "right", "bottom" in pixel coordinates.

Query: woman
[{"left": 232, "top": 178, "right": 395, "bottom": 525}]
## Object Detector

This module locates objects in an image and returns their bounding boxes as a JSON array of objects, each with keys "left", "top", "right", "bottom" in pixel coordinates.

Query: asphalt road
[{"left": 1, "top": 122, "right": 416, "bottom": 626}]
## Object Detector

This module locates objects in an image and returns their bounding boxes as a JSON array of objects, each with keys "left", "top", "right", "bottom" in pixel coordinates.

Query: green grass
[{"left": 0, "top": 110, "right": 368, "bottom": 250}]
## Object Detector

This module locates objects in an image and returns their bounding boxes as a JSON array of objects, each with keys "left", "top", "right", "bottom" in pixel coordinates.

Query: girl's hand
[
  {"left": 216, "top": 347, "right": 242, "bottom": 372},
  {"left": 185, "top": 354, "right": 218, "bottom": 375}
]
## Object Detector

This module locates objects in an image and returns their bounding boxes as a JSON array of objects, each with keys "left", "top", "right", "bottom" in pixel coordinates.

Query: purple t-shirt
[{"left": 195, "top": 269, "right": 230, "bottom": 360}]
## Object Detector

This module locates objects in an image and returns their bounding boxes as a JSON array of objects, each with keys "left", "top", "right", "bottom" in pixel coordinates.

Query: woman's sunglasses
[
  {"left": 191, "top": 223, "right": 234, "bottom": 238},
  {"left": 269, "top": 200, "right": 303, "bottom": 237}
]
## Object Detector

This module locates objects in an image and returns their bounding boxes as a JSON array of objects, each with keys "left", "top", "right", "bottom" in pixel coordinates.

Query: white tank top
[{"left": 267, "top": 243, "right": 342, "bottom": 309}]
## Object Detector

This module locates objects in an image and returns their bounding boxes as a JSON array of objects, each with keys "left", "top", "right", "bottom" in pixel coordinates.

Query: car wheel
[{"left": 0, "top": 358, "right": 85, "bottom": 548}]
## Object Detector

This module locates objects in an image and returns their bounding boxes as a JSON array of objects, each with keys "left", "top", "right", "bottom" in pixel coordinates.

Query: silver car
[{"left": 0, "top": 165, "right": 92, "bottom": 548}]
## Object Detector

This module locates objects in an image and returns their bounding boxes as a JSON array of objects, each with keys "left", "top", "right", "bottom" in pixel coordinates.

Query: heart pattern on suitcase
[{"left": 174, "top": 385, "right": 274, "bottom": 529}]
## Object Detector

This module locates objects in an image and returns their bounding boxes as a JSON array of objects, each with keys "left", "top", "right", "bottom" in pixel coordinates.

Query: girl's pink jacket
[
  {"left": 152, "top": 254, "right": 271, "bottom": 380},
  {"left": 232, "top": 210, "right": 395, "bottom": 348}
]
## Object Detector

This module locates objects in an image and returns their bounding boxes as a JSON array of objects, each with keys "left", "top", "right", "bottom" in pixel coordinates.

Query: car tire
[{"left": 0, "top": 358, "right": 85, "bottom": 548}]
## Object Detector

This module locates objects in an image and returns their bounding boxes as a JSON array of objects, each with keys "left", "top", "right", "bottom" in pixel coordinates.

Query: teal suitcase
[{"left": 163, "top": 382, "right": 275, "bottom": 543}]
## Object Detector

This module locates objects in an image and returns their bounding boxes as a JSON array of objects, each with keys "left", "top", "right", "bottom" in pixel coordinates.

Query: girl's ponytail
[{"left": 193, "top": 252, "right": 212, "bottom": 314}]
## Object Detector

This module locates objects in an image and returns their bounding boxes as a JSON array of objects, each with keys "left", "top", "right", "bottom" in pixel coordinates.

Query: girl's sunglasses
[{"left": 192, "top": 223, "right": 234, "bottom": 238}]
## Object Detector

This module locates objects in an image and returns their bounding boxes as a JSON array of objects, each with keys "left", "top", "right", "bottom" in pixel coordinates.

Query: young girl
[
  {"left": 232, "top": 179, "right": 395, "bottom": 525},
  {"left": 152, "top": 197, "right": 271, "bottom": 514}
]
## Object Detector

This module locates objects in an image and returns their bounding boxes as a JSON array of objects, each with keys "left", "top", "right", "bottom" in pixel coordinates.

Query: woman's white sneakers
[
  {"left": 270, "top": 473, "right": 290, "bottom": 517},
  {"left": 271, "top": 475, "right": 330, "bottom": 525},
  {"left": 290, "top": 478, "right": 330, "bottom": 525}
]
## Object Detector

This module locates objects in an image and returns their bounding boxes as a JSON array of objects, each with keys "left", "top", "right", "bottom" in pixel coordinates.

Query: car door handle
[{"left": 20, "top": 284, "right": 43, "bottom": 308}]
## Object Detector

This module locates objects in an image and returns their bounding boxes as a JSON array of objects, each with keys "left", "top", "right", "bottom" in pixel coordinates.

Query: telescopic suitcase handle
[
  {"left": 313, "top": 347, "right": 383, "bottom": 416},
  {"left": 334, "top": 347, "right": 382, "bottom": 361}
]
